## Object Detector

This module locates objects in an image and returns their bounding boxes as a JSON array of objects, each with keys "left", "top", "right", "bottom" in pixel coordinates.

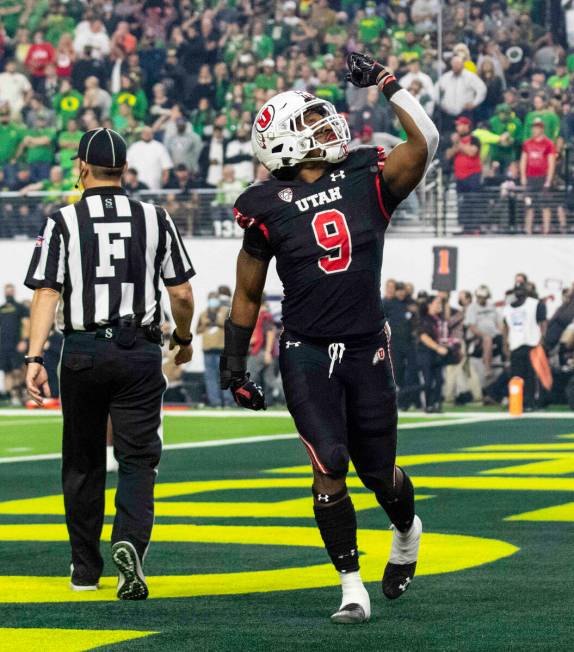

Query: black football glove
[
  {"left": 346, "top": 52, "right": 393, "bottom": 88},
  {"left": 220, "top": 355, "right": 267, "bottom": 411}
]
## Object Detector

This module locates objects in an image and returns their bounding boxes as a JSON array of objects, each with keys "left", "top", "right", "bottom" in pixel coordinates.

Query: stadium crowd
[
  {"left": 203, "top": 274, "right": 573, "bottom": 412},
  {"left": 0, "top": 0, "right": 572, "bottom": 235},
  {"left": 1, "top": 274, "right": 572, "bottom": 410}
]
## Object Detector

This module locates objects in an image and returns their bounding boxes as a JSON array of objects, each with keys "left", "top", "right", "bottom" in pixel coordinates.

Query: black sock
[
  {"left": 313, "top": 495, "right": 359, "bottom": 573},
  {"left": 376, "top": 470, "right": 415, "bottom": 533}
]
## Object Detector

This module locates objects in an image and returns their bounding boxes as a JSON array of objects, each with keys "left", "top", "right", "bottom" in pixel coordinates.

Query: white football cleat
[
  {"left": 331, "top": 571, "right": 371, "bottom": 624},
  {"left": 383, "top": 514, "right": 422, "bottom": 599}
]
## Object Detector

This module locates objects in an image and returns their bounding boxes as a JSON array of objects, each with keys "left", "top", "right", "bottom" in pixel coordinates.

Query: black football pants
[
  {"left": 60, "top": 332, "right": 165, "bottom": 583},
  {"left": 279, "top": 327, "right": 398, "bottom": 491}
]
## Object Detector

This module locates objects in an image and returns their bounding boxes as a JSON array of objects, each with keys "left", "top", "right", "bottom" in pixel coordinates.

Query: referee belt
[{"left": 64, "top": 324, "right": 163, "bottom": 346}]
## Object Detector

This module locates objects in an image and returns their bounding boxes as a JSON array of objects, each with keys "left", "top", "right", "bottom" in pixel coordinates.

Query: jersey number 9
[{"left": 311, "top": 209, "right": 353, "bottom": 274}]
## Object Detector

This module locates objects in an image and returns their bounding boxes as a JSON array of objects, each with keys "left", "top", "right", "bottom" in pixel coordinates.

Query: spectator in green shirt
[
  {"left": 472, "top": 124, "right": 509, "bottom": 163},
  {"left": 57, "top": 118, "right": 82, "bottom": 173},
  {"left": 52, "top": 78, "right": 83, "bottom": 129},
  {"left": 111, "top": 74, "right": 149, "bottom": 123},
  {"left": 0, "top": 104, "right": 24, "bottom": 170},
  {"left": 313, "top": 69, "right": 345, "bottom": 109},
  {"left": 252, "top": 20, "right": 274, "bottom": 60},
  {"left": 489, "top": 103, "right": 523, "bottom": 171},
  {"left": 547, "top": 63, "right": 570, "bottom": 91},
  {"left": 524, "top": 94, "right": 561, "bottom": 141},
  {"left": 44, "top": 4, "right": 75, "bottom": 46},
  {"left": 255, "top": 59, "right": 279, "bottom": 91},
  {"left": 0, "top": 0, "right": 24, "bottom": 37},
  {"left": 357, "top": 2, "right": 386, "bottom": 45},
  {"left": 390, "top": 11, "right": 414, "bottom": 50},
  {"left": 13, "top": 112, "right": 56, "bottom": 181},
  {"left": 398, "top": 31, "right": 425, "bottom": 64},
  {"left": 20, "top": 165, "right": 75, "bottom": 200},
  {"left": 191, "top": 98, "right": 216, "bottom": 138},
  {"left": 324, "top": 13, "right": 347, "bottom": 54}
]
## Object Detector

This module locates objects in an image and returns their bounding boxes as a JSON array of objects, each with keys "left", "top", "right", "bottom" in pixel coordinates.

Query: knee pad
[
  {"left": 326, "top": 444, "right": 350, "bottom": 478},
  {"left": 303, "top": 438, "right": 349, "bottom": 478}
]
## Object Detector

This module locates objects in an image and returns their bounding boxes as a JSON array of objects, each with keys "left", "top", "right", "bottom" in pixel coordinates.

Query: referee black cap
[{"left": 72, "top": 128, "right": 127, "bottom": 168}]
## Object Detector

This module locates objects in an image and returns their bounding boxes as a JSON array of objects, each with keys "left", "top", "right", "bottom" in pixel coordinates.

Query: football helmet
[{"left": 251, "top": 90, "right": 350, "bottom": 171}]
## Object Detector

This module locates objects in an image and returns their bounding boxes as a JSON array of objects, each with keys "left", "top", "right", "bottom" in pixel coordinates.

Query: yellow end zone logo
[{"left": 2, "top": 440, "right": 574, "bottom": 604}]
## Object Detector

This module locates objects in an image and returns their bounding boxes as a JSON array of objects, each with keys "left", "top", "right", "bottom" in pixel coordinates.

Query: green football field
[{"left": 1, "top": 410, "right": 573, "bottom": 651}]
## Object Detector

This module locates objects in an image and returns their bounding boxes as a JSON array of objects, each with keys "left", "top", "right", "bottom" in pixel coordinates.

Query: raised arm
[
  {"left": 347, "top": 52, "right": 439, "bottom": 199},
  {"left": 219, "top": 248, "right": 269, "bottom": 410}
]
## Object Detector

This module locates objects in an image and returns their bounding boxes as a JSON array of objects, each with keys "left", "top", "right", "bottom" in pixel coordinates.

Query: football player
[{"left": 220, "top": 53, "right": 439, "bottom": 623}]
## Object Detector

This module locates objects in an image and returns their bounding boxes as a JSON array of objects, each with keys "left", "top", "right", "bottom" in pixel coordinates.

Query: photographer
[{"left": 418, "top": 295, "right": 449, "bottom": 413}]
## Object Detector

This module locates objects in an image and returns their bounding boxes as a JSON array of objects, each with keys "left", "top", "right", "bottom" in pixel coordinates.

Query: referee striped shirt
[{"left": 25, "top": 186, "right": 194, "bottom": 332}]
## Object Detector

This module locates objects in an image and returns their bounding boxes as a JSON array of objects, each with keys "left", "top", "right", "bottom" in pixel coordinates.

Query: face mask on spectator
[{"left": 208, "top": 298, "right": 220, "bottom": 310}]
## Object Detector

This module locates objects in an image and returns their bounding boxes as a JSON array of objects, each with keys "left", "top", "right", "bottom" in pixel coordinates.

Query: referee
[{"left": 24, "top": 128, "right": 195, "bottom": 600}]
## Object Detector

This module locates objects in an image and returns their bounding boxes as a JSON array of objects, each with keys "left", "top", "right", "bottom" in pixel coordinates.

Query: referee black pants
[{"left": 60, "top": 332, "right": 165, "bottom": 583}]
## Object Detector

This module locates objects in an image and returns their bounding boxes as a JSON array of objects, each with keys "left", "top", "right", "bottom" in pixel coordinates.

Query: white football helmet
[{"left": 251, "top": 90, "right": 350, "bottom": 172}]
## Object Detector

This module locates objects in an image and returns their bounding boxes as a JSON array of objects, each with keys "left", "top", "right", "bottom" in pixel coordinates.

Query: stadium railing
[{"left": 0, "top": 180, "right": 571, "bottom": 238}]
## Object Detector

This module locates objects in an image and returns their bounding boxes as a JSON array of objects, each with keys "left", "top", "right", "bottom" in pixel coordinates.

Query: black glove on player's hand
[
  {"left": 220, "top": 355, "right": 267, "bottom": 411},
  {"left": 231, "top": 374, "right": 267, "bottom": 411},
  {"left": 346, "top": 52, "right": 389, "bottom": 88}
]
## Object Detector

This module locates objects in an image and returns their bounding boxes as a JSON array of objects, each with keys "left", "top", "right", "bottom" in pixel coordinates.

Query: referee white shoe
[
  {"left": 111, "top": 540, "right": 149, "bottom": 600},
  {"left": 106, "top": 445, "right": 119, "bottom": 473},
  {"left": 70, "top": 564, "right": 98, "bottom": 591}
]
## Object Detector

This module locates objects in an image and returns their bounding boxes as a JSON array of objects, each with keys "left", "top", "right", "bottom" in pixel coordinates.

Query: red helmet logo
[{"left": 256, "top": 105, "right": 274, "bottom": 132}]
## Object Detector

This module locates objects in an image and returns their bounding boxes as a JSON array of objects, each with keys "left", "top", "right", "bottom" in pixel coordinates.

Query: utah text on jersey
[{"left": 231, "top": 147, "right": 403, "bottom": 340}]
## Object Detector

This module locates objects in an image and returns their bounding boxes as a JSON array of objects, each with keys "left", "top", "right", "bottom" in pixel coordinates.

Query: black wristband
[
  {"left": 25, "top": 356, "right": 44, "bottom": 365},
  {"left": 223, "top": 318, "right": 253, "bottom": 357},
  {"left": 378, "top": 77, "right": 402, "bottom": 102},
  {"left": 172, "top": 329, "right": 193, "bottom": 346}
]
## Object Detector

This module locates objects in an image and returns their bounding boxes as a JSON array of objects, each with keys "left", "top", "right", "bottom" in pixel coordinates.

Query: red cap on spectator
[{"left": 455, "top": 116, "right": 472, "bottom": 127}]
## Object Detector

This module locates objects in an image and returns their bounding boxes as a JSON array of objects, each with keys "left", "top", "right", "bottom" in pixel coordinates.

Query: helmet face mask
[{"left": 252, "top": 91, "right": 350, "bottom": 172}]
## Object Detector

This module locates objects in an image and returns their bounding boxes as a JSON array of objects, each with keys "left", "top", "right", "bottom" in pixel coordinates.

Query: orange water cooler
[{"left": 508, "top": 376, "right": 524, "bottom": 416}]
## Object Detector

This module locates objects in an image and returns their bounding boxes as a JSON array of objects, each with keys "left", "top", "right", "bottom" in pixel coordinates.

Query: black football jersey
[{"left": 234, "top": 147, "right": 402, "bottom": 339}]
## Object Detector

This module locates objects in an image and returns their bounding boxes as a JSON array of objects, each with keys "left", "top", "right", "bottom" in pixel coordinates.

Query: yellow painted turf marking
[
  {"left": 0, "top": 479, "right": 432, "bottom": 517},
  {"left": 466, "top": 443, "right": 574, "bottom": 451},
  {"left": 270, "top": 452, "right": 574, "bottom": 476},
  {"left": 0, "top": 525, "right": 518, "bottom": 603},
  {"left": 0, "top": 628, "right": 157, "bottom": 651},
  {"left": 506, "top": 501, "right": 574, "bottom": 522},
  {"left": 3, "top": 471, "right": 574, "bottom": 519}
]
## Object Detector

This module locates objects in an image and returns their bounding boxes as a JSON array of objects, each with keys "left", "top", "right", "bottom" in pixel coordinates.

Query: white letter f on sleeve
[{"left": 94, "top": 223, "right": 132, "bottom": 277}]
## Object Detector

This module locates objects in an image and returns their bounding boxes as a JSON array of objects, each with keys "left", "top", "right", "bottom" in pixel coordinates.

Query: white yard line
[
  {"left": 0, "top": 410, "right": 573, "bottom": 464},
  {"left": 0, "top": 419, "right": 62, "bottom": 427},
  {"left": 1, "top": 408, "right": 572, "bottom": 420},
  {"left": 0, "top": 410, "right": 62, "bottom": 417}
]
